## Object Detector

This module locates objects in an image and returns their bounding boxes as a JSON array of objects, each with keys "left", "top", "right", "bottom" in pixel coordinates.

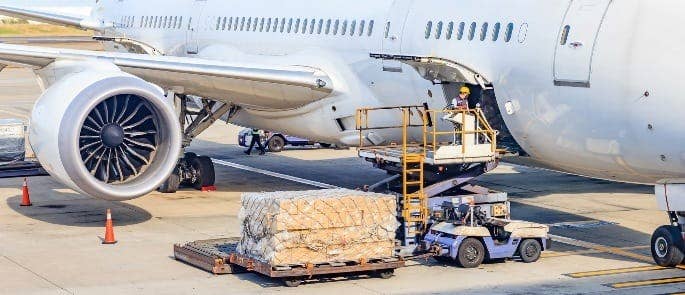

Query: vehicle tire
[
  {"left": 651, "top": 225, "right": 685, "bottom": 267},
  {"left": 375, "top": 269, "right": 394, "bottom": 279},
  {"left": 319, "top": 143, "right": 332, "bottom": 148},
  {"left": 267, "top": 136, "right": 285, "bottom": 152},
  {"left": 282, "top": 278, "right": 303, "bottom": 287},
  {"left": 456, "top": 238, "right": 485, "bottom": 268},
  {"left": 518, "top": 239, "right": 542, "bottom": 263},
  {"left": 158, "top": 170, "right": 180, "bottom": 193},
  {"left": 190, "top": 156, "right": 216, "bottom": 190},
  {"left": 184, "top": 152, "right": 197, "bottom": 159}
]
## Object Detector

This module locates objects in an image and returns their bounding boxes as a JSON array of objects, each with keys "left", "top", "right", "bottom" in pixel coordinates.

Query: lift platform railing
[{"left": 425, "top": 108, "right": 497, "bottom": 156}]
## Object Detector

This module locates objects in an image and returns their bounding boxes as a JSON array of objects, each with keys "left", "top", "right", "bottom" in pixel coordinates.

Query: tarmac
[{"left": 0, "top": 46, "right": 684, "bottom": 294}]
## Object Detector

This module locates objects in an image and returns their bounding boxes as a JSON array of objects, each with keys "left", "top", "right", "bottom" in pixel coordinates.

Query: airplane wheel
[
  {"left": 158, "top": 170, "right": 180, "bottom": 193},
  {"left": 268, "top": 136, "right": 285, "bottom": 152},
  {"left": 651, "top": 225, "right": 685, "bottom": 267},
  {"left": 190, "top": 156, "right": 215, "bottom": 190},
  {"left": 456, "top": 238, "right": 485, "bottom": 268},
  {"left": 518, "top": 239, "right": 542, "bottom": 263}
]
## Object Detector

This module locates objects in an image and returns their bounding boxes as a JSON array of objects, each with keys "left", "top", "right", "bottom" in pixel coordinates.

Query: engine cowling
[{"left": 30, "top": 69, "right": 181, "bottom": 201}]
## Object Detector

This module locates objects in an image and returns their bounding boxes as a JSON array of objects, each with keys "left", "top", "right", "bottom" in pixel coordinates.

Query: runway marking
[
  {"left": 566, "top": 265, "right": 668, "bottom": 278},
  {"left": 211, "top": 158, "right": 341, "bottom": 189},
  {"left": 609, "top": 276, "right": 685, "bottom": 289},
  {"left": 549, "top": 234, "right": 653, "bottom": 263},
  {"left": 543, "top": 245, "right": 649, "bottom": 259}
]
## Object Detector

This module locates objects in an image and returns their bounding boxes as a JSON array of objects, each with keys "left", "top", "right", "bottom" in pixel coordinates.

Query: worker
[
  {"left": 244, "top": 128, "right": 266, "bottom": 155},
  {"left": 450, "top": 86, "right": 471, "bottom": 110}
]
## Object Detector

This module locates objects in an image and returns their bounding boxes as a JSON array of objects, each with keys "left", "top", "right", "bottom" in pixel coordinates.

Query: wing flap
[{"left": 0, "top": 5, "right": 104, "bottom": 30}]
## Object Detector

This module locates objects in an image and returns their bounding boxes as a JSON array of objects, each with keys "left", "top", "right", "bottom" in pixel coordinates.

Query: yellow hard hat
[{"left": 460, "top": 86, "right": 471, "bottom": 95}]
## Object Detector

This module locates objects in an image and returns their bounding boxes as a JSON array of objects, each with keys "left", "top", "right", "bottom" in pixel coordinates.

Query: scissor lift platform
[
  {"left": 358, "top": 144, "right": 496, "bottom": 165},
  {"left": 174, "top": 238, "right": 405, "bottom": 287}
]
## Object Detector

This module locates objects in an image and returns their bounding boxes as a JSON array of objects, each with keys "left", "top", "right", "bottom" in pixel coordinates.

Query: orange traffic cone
[
  {"left": 20, "top": 178, "right": 31, "bottom": 207},
  {"left": 102, "top": 209, "right": 117, "bottom": 244}
]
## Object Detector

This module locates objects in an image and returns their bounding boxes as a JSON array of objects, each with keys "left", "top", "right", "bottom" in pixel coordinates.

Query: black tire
[
  {"left": 456, "top": 238, "right": 485, "bottom": 268},
  {"left": 375, "top": 269, "right": 394, "bottom": 279},
  {"left": 184, "top": 152, "right": 197, "bottom": 159},
  {"left": 651, "top": 225, "right": 685, "bottom": 267},
  {"left": 158, "top": 170, "right": 180, "bottom": 193},
  {"left": 518, "top": 239, "right": 542, "bottom": 263},
  {"left": 190, "top": 156, "right": 216, "bottom": 190},
  {"left": 319, "top": 143, "right": 332, "bottom": 148},
  {"left": 267, "top": 136, "right": 285, "bottom": 152},
  {"left": 282, "top": 278, "right": 302, "bottom": 287}
]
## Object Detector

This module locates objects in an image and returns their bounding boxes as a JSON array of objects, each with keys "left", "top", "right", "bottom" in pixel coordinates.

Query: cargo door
[
  {"left": 381, "top": 0, "right": 414, "bottom": 72},
  {"left": 186, "top": 0, "right": 207, "bottom": 55},
  {"left": 553, "top": 0, "right": 612, "bottom": 87}
]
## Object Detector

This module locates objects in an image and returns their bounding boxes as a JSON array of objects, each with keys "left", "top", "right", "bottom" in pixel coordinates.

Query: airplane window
[
  {"left": 154, "top": 16, "right": 159, "bottom": 28},
  {"left": 384, "top": 21, "right": 390, "bottom": 38},
  {"left": 288, "top": 18, "right": 293, "bottom": 33},
  {"left": 325, "top": 19, "right": 331, "bottom": 35},
  {"left": 259, "top": 18, "right": 264, "bottom": 32},
  {"left": 368, "top": 20, "right": 374, "bottom": 36},
  {"left": 425, "top": 21, "right": 432, "bottom": 39},
  {"left": 139, "top": 16, "right": 143, "bottom": 28},
  {"left": 341, "top": 20, "right": 348, "bottom": 36},
  {"left": 280, "top": 18, "right": 285, "bottom": 32},
  {"left": 560, "top": 25, "right": 570, "bottom": 45},
  {"left": 265, "top": 18, "right": 272, "bottom": 32},
  {"left": 318, "top": 19, "right": 324, "bottom": 34},
  {"left": 350, "top": 20, "right": 356, "bottom": 36},
  {"left": 247, "top": 17, "right": 252, "bottom": 31},
  {"left": 216, "top": 17, "right": 221, "bottom": 30},
  {"left": 221, "top": 17, "right": 226, "bottom": 30},
  {"left": 234, "top": 17, "right": 239, "bottom": 31},
  {"left": 468, "top": 22, "right": 476, "bottom": 41},
  {"left": 446, "top": 21, "right": 454, "bottom": 40},
  {"left": 302, "top": 19, "right": 308, "bottom": 34},
  {"left": 241, "top": 17, "right": 246, "bottom": 31},
  {"left": 252, "top": 17, "right": 258, "bottom": 31},
  {"left": 492, "top": 22, "right": 500, "bottom": 41},
  {"left": 334, "top": 19, "right": 340, "bottom": 35},
  {"left": 480, "top": 22, "right": 488, "bottom": 41},
  {"left": 187, "top": 17, "right": 192, "bottom": 30},
  {"left": 309, "top": 19, "right": 315, "bottom": 34},
  {"left": 457, "top": 22, "right": 465, "bottom": 40},
  {"left": 505, "top": 23, "right": 514, "bottom": 42},
  {"left": 164, "top": 16, "right": 169, "bottom": 29},
  {"left": 295, "top": 19, "right": 300, "bottom": 33},
  {"left": 227, "top": 17, "right": 233, "bottom": 31},
  {"left": 178, "top": 16, "right": 183, "bottom": 29},
  {"left": 435, "top": 21, "right": 443, "bottom": 39},
  {"left": 359, "top": 20, "right": 365, "bottom": 36}
]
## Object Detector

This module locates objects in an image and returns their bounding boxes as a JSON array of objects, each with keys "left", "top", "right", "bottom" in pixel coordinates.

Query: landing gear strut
[
  {"left": 652, "top": 180, "right": 685, "bottom": 266},
  {"left": 158, "top": 94, "right": 237, "bottom": 193}
]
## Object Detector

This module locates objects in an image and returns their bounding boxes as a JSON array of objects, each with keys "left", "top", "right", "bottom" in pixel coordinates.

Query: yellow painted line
[
  {"left": 566, "top": 265, "right": 666, "bottom": 278},
  {"left": 610, "top": 276, "right": 685, "bottom": 289}
]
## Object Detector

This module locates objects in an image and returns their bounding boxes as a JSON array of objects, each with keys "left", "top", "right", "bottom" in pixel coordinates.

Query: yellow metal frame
[{"left": 355, "top": 106, "right": 497, "bottom": 235}]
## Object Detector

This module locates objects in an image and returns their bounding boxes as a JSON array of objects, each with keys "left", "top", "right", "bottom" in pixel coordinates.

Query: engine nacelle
[{"left": 30, "top": 69, "right": 181, "bottom": 200}]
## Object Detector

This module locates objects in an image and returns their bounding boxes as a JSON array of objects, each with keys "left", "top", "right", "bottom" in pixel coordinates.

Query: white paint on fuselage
[{"left": 92, "top": 0, "right": 685, "bottom": 184}]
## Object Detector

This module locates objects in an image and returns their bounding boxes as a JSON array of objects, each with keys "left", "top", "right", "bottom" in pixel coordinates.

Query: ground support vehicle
[
  {"left": 174, "top": 238, "right": 405, "bottom": 287},
  {"left": 423, "top": 200, "right": 551, "bottom": 268},
  {"left": 238, "top": 128, "right": 331, "bottom": 152}
]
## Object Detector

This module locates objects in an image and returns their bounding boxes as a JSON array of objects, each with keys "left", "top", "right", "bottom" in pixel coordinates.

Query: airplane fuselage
[{"left": 92, "top": 0, "right": 685, "bottom": 184}]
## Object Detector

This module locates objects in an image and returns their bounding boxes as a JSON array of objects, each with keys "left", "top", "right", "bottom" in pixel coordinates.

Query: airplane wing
[
  {"left": 0, "top": 5, "right": 106, "bottom": 30},
  {"left": 0, "top": 43, "right": 333, "bottom": 109}
]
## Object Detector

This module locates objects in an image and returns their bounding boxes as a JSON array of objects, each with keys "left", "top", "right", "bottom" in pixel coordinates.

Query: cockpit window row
[
  {"left": 212, "top": 16, "right": 375, "bottom": 37},
  {"left": 425, "top": 20, "right": 515, "bottom": 43}
]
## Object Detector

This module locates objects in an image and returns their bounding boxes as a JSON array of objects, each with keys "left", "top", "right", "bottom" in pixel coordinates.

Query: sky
[{"left": 2, "top": 0, "right": 93, "bottom": 16}]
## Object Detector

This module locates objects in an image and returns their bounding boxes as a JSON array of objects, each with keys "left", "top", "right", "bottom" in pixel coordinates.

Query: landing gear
[
  {"left": 651, "top": 225, "right": 685, "bottom": 267},
  {"left": 158, "top": 94, "right": 236, "bottom": 193}
]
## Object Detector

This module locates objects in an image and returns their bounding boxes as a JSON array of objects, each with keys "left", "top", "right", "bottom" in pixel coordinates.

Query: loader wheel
[
  {"left": 457, "top": 238, "right": 485, "bottom": 268},
  {"left": 375, "top": 269, "right": 394, "bottom": 279},
  {"left": 651, "top": 225, "right": 685, "bottom": 267},
  {"left": 282, "top": 277, "right": 303, "bottom": 287},
  {"left": 518, "top": 239, "right": 542, "bottom": 263},
  {"left": 267, "top": 136, "right": 285, "bottom": 152}
]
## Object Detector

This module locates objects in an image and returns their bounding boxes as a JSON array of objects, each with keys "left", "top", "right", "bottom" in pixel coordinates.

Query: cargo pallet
[{"left": 173, "top": 238, "right": 406, "bottom": 287}]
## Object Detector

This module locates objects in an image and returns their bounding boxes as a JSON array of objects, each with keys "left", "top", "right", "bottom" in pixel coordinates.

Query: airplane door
[
  {"left": 381, "top": 0, "right": 414, "bottom": 72},
  {"left": 186, "top": 0, "right": 207, "bottom": 55},
  {"left": 553, "top": 0, "right": 612, "bottom": 87}
]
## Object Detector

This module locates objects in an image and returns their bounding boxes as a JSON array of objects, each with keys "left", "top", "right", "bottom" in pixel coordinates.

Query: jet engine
[{"left": 30, "top": 69, "right": 181, "bottom": 201}]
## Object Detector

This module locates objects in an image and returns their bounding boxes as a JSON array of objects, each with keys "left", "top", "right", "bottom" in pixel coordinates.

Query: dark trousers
[{"left": 246, "top": 135, "right": 265, "bottom": 154}]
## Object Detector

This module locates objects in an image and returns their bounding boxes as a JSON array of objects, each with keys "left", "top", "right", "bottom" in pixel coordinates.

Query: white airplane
[{"left": 1, "top": 0, "right": 684, "bottom": 266}]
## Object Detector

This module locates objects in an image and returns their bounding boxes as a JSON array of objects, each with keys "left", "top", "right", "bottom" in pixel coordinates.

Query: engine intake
[{"left": 30, "top": 69, "right": 181, "bottom": 200}]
